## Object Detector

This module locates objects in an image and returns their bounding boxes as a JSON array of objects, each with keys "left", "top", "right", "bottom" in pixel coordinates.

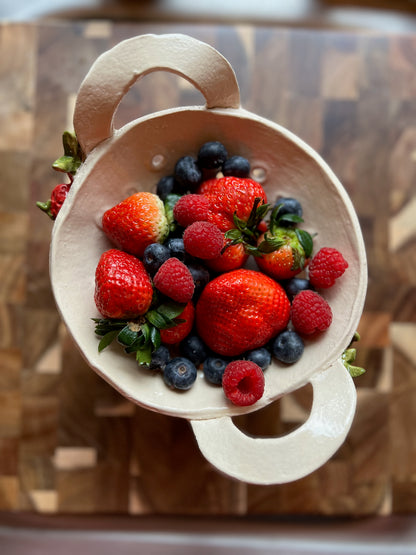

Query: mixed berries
[{"left": 44, "top": 137, "right": 354, "bottom": 406}]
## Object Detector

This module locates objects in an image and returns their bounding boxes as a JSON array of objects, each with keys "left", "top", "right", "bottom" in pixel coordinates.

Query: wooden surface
[{"left": 0, "top": 20, "right": 415, "bottom": 517}]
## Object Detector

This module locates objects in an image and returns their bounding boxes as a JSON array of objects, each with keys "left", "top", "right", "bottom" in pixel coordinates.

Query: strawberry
[
  {"left": 159, "top": 301, "right": 195, "bottom": 345},
  {"left": 255, "top": 228, "right": 310, "bottom": 280},
  {"left": 198, "top": 176, "right": 268, "bottom": 232},
  {"left": 94, "top": 249, "right": 153, "bottom": 319},
  {"left": 102, "top": 192, "right": 169, "bottom": 257},
  {"left": 253, "top": 201, "right": 313, "bottom": 280},
  {"left": 37, "top": 183, "right": 71, "bottom": 220},
  {"left": 206, "top": 240, "right": 248, "bottom": 273},
  {"left": 195, "top": 269, "right": 290, "bottom": 356}
]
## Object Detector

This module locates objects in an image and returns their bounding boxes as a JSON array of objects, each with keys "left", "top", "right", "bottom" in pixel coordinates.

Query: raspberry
[
  {"left": 153, "top": 257, "right": 195, "bottom": 303},
  {"left": 291, "top": 290, "right": 332, "bottom": 336},
  {"left": 308, "top": 247, "right": 348, "bottom": 289},
  {"left": 183, "top": 221, "right": 223, "bottom": 260},
  {"left": 222, "top": 360, "right": 265, "bottom": 406},
  {"left": 173, "top": 194, "right": 210, "bottom": 227}
]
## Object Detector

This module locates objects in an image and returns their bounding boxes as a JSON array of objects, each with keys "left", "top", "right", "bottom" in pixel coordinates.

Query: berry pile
[{"left": 87, "top": 140, "right": 350, "bottom": 406}]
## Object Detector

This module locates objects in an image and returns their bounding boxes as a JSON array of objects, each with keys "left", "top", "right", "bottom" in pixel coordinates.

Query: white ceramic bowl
[{"left": 50, "top": 34, "right": 367, "bottom": 483}]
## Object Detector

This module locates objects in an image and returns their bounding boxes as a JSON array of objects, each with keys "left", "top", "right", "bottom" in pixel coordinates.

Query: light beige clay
[{"left": 50, "top": 34, "right": 367, "bottom": 484}]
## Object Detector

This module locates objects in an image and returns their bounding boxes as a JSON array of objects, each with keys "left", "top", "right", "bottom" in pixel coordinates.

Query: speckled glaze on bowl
[{"left": 50, "top": 34, "right": 367, "bottom": 484}]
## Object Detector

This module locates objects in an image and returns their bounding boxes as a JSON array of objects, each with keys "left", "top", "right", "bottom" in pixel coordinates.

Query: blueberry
[
  {"left": 272, "top": 330, "right": 304, "bottom": 364},
  {"left": 174, "top": 156, "right": 202, "bottom": 190},
  {"left": 165, "top": 237, "right": 189, "bottom": 263},
  {"left": 197, "top": 141, "right": 228, "bottom": 170},
  {"left": 143, "top": 243, "right": 171, "bottom": 276},
  {"left": 156, "top": 175, "right": 180, "bottom": 200},
  {"left": 283, "top": 278, "right": 313, "bottom": 300},
  {"left": 222, "top": 155, "right": 250, "bottom": 177},
  {"left": 203, "top": 357, "right": 228, "bottom": 385},
  {"left": 163, "top": 357, "right": 197, "bottom": 390},
  {"left": 180, "top": 335, "right": 209, "bottom": 366},
  {"left": 245, "top": 347, "right": 271, "bottom": 370},
  {"left": 274, "top": 197, "right": 303, "bottom": 225},
  {"left": 149, "top": 345, "right": 171, "bottom": 371},
  {"left": 187, "top": 263, "right": 210, "bottom": 299}
]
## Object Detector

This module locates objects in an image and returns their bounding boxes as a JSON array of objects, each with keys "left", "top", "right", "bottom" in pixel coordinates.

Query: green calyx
[
  {"left": 342, "top": 332, "right": 366, "bottom": 377},
  {"left": 52, "top": 131, "right": 83, "bottom": 176},
  {"left": 37, "top": 131, "right": 83, "bottom": 220},
  {"left": 164, "top": 194, "right": 181, "bottom": 233},
  {"left": 223, "top": 197, "right": 271, "bottom": 253},
  {"left": 93, "top": 300, "right": 186, "bottom": 366},
  {"left": 36, "top": 199, "right": 54, "bottom": 219},
  {"left": 223, "top": 199, "right": 314, "bottom": 266}
]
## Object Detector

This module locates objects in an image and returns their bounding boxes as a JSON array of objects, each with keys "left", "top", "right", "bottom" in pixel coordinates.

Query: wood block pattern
[{"left": 1, "top": 21, "right": 415, "bottom": 517}]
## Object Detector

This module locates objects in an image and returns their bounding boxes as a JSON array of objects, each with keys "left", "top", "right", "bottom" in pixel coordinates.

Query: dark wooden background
[{"left": 0, "top": 20, "right": 415, "bottom": 517}]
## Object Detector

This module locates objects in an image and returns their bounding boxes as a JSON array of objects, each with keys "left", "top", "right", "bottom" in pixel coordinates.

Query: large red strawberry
[
  {"left": 198, "top": 176, "right": 268, "bottom": 232},
  {"left": 195, "top": 269, "right": 290, "bottom": 356},
  {"left": 94, "top": 249, "right": 153, "bottom": 319},
  {"left": 102, "top": 192, "right": 168, "bottom": 257}
]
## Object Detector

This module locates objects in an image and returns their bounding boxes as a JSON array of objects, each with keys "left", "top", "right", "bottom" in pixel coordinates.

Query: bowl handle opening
[
  {"left": 190, "top": 358, "right": 356, "bottom": 484},
  {"left": 73, "top": 33, "right": 241, "bottom": 155}
]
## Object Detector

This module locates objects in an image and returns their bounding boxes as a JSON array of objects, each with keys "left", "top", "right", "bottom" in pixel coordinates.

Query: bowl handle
[
  {"left": 73, "top": 34, "right": 241, "bottom": 155},
  {"left": 190, "top": 359, "right": 356, "bottom": 484}
]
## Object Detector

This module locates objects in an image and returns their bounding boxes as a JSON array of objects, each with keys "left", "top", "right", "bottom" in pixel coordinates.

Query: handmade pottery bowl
[{"left": 50, "top": 34, "right": 367, "bottom": 484}]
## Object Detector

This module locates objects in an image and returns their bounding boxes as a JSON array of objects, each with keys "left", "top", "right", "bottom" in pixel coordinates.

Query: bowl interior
[{"left": 50, "top": 107, "right": 367, "bottom": 420}]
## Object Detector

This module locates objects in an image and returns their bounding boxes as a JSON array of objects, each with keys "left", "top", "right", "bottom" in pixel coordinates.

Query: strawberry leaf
[
  {"left": 157, "top": 301, "right": 186, "bottom": 320},
  {"left": 98, "top": 330, "right": 119, "bottom": 352},
  {"left": 150, "top": 326, "right": 161, "bottom": 350},
  {"left": 146, "top": 310, "right": 169, "bottom": 329},
  {"left": 136, "top": 344, "right": 152, "bottom": 366},
  {"left": 256, "top": 233, "right": 286, "bottom": 254},
  {"left": 117, "top": 325, "right": 140, "bottom": 347},
  {"left": 164, "top": 194, "right": 181, "bottom": 232},
  {"left": 295, "top": 229, "right": 313, "bottom": 258},
  {"left": 52, "top": 155, "right": 81, "bottom": 175},
  {"left": 224, "top": 229, "right": 243, "bottom": 242}
]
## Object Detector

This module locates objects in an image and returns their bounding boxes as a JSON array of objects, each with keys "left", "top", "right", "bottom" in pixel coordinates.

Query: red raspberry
[
  {"left": 153, "top": 258, "right": 195, "bottom": 303},
  {"left": 308, "top": 247, "right": 348, "bottom": 289},
  {"left": 222, "top": 360, "right": 265, "bottom": 406},
  {"left": 183, "top": 221, "right": 223, "bottom": 260},
  {"left": 173, "top": 194, "right": 210, "bottom": 227},
  {"left": 291, "top": 290, "right": 332, "bottom": 336},
  {"left": 160, "top": 302, "right": 195, "bottom": 344}
]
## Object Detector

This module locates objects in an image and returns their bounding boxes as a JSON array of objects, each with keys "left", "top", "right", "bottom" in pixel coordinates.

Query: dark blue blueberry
[
  {"left": 245, "top": 347, "right": 271, "bottom": 370},
  {"left": 197, "top": 141, "right": 228, "bottom": 170},
  {"left": 222, "top": 155, "right": 250, "bottom": 177},
  {"left": 180, "top": 335, "right": 209, "bottom": 366},
  {"left": 165, "top": 237, "right": 189, "bottom": 263},
  {"left": 143, "top": 243, "right": 171, "bottom": 276},
  {"left": 163, "top": 357, "right": 197, "bottom": 390},
  {"left": 203, "top": 357, "right": 228, "bottom": 385},
  {"left": 156, "top": 175, "right": 180, "bottom": 201},
  {"left": 149, "top": 345, "right": 171, "bottom": 371},
  {"left": 174, "top": 156, "right": 202, "bottom": 191},
  {"left": 283, "top": 278, "right": 313, "bottom": 300},
  {"left": 274, "top": 197, "right": 303, "bottom": 226},
  {"left": 272, "top": 330, "right": 304, "bottom": 364},
  {"left": 187, "top": 263, "right": 211, "bottom": 299}
]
